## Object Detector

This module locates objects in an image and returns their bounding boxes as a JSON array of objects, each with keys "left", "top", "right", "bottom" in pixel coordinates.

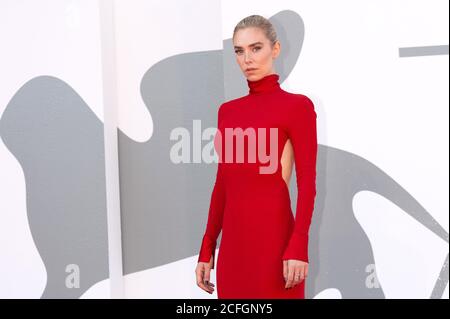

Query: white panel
[
  {"left": 0, "top": 0, "right": 105, "bottom": 298},
  {"left": 354, "top": 191, "right": 448, "bottom": 298}
]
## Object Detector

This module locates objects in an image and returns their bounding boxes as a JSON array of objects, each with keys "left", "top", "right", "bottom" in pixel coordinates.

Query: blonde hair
[{"left": 233, "top": 14, "right": 278, "bottom": 47}]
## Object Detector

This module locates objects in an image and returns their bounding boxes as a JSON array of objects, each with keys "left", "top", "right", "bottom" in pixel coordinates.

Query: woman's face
[{"left": 233, "top": 27, "right": 280, "bottom": 81}]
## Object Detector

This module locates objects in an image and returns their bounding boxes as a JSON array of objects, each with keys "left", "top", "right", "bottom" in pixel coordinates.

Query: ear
[{"left": 272, "top": 40, "right": 281, "bottom": 59}]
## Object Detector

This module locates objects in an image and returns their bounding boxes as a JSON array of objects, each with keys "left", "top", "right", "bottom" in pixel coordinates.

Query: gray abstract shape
[
  {"left": 305, "top": 145, "right": 448, "bottom": 298},
  {"left": 430, "top": 253, "right": 448, "bottom": 298},
  {"left": 119, "top": 49, "right": 224, "bottom": 274},
  {"left": 399, "top": 44, "right": 449, "bottom": 57},
  {"left": 0, "top": 76, "right": 109, "bottom": 298}
]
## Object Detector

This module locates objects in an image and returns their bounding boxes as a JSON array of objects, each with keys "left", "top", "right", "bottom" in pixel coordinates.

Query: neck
[{"left": 247, "top": 73, "right": 281, "bottom": 95}]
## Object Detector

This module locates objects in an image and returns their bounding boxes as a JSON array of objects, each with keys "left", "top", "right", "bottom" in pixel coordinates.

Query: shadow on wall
[{"left": 0, "top": 10, "right": 448, "bottom": 298}]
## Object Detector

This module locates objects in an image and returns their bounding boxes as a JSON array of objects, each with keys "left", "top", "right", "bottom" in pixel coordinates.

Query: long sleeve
[
  {"left": 197, "top": 105, "right": 226, "bottom": 269},
  {"left": 282, "top": 95, "right": 318, "bottom": 263}
]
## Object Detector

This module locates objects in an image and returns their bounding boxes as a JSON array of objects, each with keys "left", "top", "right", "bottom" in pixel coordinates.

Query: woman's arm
[
  {"left": 197, "top": 105, "right": 226, "bottom": 269},
  {"left": 282, "top": 95, "right": 318, "bottom": 263}
]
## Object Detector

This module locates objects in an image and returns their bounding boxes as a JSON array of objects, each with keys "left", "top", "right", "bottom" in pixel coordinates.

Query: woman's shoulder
[
  {"left": 281, "top": 89, "right": 314, "bottom": 105},
  {"left": 279, "top": 90, "right": 316, "bottom": 116},
  {"left": 221, "top": 95, "right": 248, "bottom": 107},
  {"left": 217, "top": 95, "right": 247, "bottom": 116}
]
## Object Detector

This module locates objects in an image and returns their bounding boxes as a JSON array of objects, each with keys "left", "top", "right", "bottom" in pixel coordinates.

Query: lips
[{"left": 246, "top": 68, "right": 257, "bottom": 72}]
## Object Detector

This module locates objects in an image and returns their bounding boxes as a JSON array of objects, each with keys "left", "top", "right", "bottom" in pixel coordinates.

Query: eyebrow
[{"left": 234, "top": 42, "right": 263, "bottom": 49}]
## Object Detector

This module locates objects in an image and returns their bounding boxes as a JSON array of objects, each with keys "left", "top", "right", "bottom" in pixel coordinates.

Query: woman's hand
[
  {"left": 195, "top": 255, "right": 215, "bottom": 294},
  {"left": 283, "top": 259, "right": 308, "bottom": 289}
]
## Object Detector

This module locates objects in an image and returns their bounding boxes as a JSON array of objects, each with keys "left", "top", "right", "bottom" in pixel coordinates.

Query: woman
[{"left": 195, "top": 14, "right": 318, "bottom": 299}]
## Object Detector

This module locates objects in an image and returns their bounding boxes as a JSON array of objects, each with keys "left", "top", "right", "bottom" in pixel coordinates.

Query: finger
[
  {"left": 196, "top": 267, "right": 207, "bottom": 288},
  {"left": 293, "top": 267, "right": 301, "bottom": 286},
  {"left": 285, "top": 263, "right": 295, "bottom": 289},
  {"left": 203, "top": 267, "right": 214, "bottom": 293},
  {"left": 299, "top": 266, "right": 305, "bottom": 283},
  {"left": 196, "top": 267, "right": 203, "bottom": 286},
  {"left": 196, "top": 266, "right": 213, "bottom": 293},
  {"left": 196, "top": 268, "right": 208, "bottom": 291},
  {"left": 283, "top": 260, "right": 288, "bottom": 282},
  {"left": 204, "top": 267, "right": 211, "bottom": 285}
]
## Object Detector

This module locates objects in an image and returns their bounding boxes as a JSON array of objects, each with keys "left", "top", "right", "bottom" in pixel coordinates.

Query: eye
[
  {"left": 253, "top": 46, "right": 261, "bottom": 52},
  {"left": 234, "top": 49, "right": 243, "bottom": 55}
]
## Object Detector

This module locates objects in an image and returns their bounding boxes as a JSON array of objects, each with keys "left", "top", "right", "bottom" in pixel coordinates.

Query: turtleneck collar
[{"left": 247, "top": 73, "right": 281, "bottom": 95}]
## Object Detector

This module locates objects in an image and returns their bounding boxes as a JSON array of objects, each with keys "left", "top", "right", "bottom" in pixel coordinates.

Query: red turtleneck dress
[{"left": 198, "top": 73, "right": 318, "bottom": 299}]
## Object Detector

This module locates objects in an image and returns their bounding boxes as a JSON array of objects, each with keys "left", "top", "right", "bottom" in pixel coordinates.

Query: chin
[{"left": 245, "top": 74, "right": 260, "bottom": 81}]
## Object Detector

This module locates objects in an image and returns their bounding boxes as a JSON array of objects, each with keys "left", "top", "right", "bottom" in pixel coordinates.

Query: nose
[{"left": 244, "top": 50, "right": 252, "bottom": 64}]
